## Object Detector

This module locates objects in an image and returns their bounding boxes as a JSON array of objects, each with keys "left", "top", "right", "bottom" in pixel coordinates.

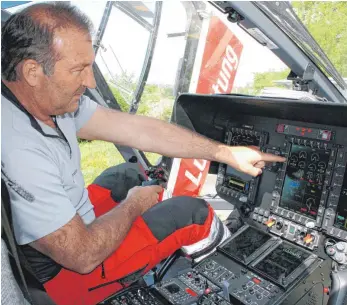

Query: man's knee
[
  {"left": 142, "top": 196, "right": 211, "bottom": 241},
  {"left": 92, "top": 162, "right": 145, "bottom": 202}
]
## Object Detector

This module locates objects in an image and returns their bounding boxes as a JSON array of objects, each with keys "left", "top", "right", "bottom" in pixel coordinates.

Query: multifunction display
[
  {"left": 225, "top": 131, "right": 260, "bottom": 194},
  {"left": 251, "top": 242, "right": 316, "bottom": 288},
  {"left": 219, "top": 226, "right": 273, "bottom": 264},
  {"left": 217, "top": 127, "right": 267, "bottom": 206},
  {"left": 279, "top": 144, "right": 331, "bottom": 219}
]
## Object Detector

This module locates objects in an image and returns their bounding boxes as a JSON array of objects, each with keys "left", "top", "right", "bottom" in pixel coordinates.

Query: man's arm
[
  {"left": 77, "top": 106, "right": 285, "bottom": 176},
  {"left": 30, "top": 185, "right": 162, "bottom": 274}
]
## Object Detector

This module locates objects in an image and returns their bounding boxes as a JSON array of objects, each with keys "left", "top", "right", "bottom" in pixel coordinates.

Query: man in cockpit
[{"left": 1, "top": 2, "right": 285, "bottom": 304}]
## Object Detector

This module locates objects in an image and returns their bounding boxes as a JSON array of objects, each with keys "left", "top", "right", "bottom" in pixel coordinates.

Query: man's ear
[{"left": 20, "top": 59, "right": 43, "bottom": 87}]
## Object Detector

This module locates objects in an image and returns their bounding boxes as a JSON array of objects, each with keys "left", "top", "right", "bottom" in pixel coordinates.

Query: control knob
[
  {"left": 299, "top": 231, "right": 306, "bottom": 240},
  {"left": 335, "top": 253, "right": 345, "bottom": 264},
  {"left": 327, "top": 246, "right": 337, "bottom": 256},
  {"left": 336, "top": 243, "right": 346, "bottom": 252},
  {"left": 276, "top": 221, "right": 283, "bottom": 230},
  {"left": 306, "top": 222, "right": 315, "bottom": 229}
]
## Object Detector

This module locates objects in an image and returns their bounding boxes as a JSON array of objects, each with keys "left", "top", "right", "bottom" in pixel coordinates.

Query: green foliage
[
  {"left": 109, "top": 85, "right": 130, "bottom": 112},
  {"left": 80, "top": 140, "right": 160, "bottom": 186},
  {"left": 79, "top": 74, "right": 175, "bottom": 180},
  {"left": 108, "top": 71, "right": 175, "bottom": 121},
  {"left": 139, "top": 84, "right": 175, "bottom": 120},
  {"left": 292, "top": 1, "right": 347, "bottom": 77},
  {"left": 246, "top": 2, "right": 347, "bottom": 94},
  {"left": 253, "top": 69, "right": 290, "bottom": 94},
  {"left": 80, "top": 140, "right": 125, "bottom": 186},
  {"left": 233, "top": 85, "right": 256, "bottom": 96}
]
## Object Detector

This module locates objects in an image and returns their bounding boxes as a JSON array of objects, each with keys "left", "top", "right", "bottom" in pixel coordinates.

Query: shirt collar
[{"left": 1, "top": 81, "right": 60, "bottom": 138}]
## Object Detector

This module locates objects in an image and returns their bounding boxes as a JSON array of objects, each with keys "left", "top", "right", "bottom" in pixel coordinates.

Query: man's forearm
[
  {"left": 129, "top": 116, "right": 223, "bottom": 160},
  {"left": 78, "top": 106, "right": 284, "bottom": 177},
  {"left": 83, "top": 199, "right": 139, "bottom": 272},
  {"left": 31, "top": 198, "right": 140, "bottom": 274},
  {"left": 81, "top": 107, "right": 225, "bottom": 162}
]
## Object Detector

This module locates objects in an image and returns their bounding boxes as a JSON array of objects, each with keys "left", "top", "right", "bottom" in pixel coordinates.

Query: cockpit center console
[{"left": 99, "top": 95, "right": 347, "bottom": 305}]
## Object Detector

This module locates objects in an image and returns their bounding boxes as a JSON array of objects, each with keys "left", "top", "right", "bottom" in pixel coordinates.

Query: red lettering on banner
[
  {"left": 196, "top": 16, "right": 243, "bottom": 94},
  {"left": 168, "top": 17, "right": 243, "bottom": 197},
  {"left": 172, "top": 159, "right": 210, "bottom": 197}
]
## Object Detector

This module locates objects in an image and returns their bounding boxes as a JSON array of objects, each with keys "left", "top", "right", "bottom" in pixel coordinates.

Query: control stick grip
[
  {"left": 142, "top": 179, "right": 160, "bottom": 186},
  {"left": 327, "top": 267, "right": 347, "bottom": 305}
]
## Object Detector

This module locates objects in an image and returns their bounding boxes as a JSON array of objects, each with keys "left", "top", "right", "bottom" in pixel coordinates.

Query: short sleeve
[
  {"left": 2, "top": 147, "right": 77, "bottom": 245},
  {"left": 73, "top": 95, "right": 98, "bottom": 131}
]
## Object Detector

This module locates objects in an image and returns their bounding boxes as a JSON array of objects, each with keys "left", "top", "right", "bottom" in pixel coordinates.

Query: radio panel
[
  {"left": 154, "top": 269, "right": 220, "bottom": 305},
  {"left": 195, "top": 252, "right": 285, "bottom": 305},
  {"left": 216, "top": 127, "right": 268, "bottom": 206},
  {"left": 99, "top": 287, "right": 165, "bottom": 305}
]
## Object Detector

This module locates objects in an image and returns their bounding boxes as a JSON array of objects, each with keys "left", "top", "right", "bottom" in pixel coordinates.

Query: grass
[{"left": 79, "top": 140, "right": 161, "bottom": 186}]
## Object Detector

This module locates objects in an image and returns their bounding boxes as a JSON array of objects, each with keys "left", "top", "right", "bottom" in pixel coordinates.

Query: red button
[
  {"left": 253, "top": 278, "right": 261, "bottom": 284},
  {"left": 185, "top": 288, "right": 198, "bottom": 297}
]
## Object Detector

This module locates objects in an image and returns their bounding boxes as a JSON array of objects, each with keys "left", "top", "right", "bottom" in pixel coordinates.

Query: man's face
[{"left": 36, "top": 27, "right": 96, "bottom": 115}]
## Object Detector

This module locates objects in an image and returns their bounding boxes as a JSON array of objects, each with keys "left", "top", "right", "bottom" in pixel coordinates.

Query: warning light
[
  {"left": 265, "top": 219, "right": 276, "bottom": 228},
  {"left": 276, "top": 124, "right": 285, "bottom": 133},
  {"left": 253, "top": 278, "right": 261, "bottom": 285},
  {"left": 185, "top": 288, "right": 198, "bottom": 297},
  {"left": 304, "top": 234, "right": 314, "bottom": 244},
  {"left": 321, "top": 130, "right": 332, "bottom": 141}
]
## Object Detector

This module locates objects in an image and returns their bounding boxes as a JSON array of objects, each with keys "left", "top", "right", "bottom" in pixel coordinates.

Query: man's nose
[{"left": 83, "top": 66, "right": 96, "bottom": 89}]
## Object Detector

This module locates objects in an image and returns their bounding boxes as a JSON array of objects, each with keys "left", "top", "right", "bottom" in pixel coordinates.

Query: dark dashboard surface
[{"left": 173, "top": 93, "right": 347, "bottom": 242}]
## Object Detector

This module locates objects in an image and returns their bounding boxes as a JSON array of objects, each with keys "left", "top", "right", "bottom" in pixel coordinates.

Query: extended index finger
[{"left": 260, "top": 152, "right": 286, "bottom": 163}]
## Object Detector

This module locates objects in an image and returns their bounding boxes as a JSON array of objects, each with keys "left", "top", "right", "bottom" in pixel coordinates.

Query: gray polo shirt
[{"left": 1, "top": 87, "right": 98, "bottom": 245}]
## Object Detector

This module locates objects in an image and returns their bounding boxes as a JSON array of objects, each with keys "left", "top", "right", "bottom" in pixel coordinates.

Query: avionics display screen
[
  {"left": 220, "top": 226, "right": 271, "bottom": 263},
  {"left": 225, "top": 131, "right": 260, "bottom": 193},
  {"left": 252, "top": 243, "right": 310, "bottom": 285},
  {"left": 279, "top": 144, "right": 331, "bottom": 219},
  {"left": 225, "top": 166, "right": 252, "bottom": 193},
  {"left": 334, "top": 170, "right": 347, "bottom": 231}
]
